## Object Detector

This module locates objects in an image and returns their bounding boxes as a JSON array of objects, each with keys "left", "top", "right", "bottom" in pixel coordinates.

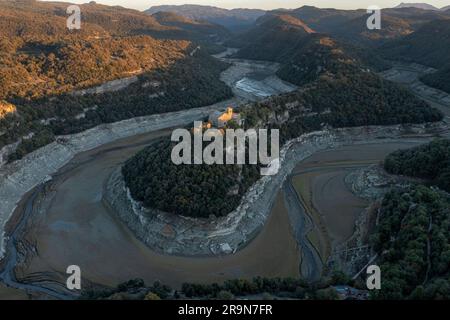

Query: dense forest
[
  {"left": 421, "top": 67, "right": 450, "bottom": 94},
  {"left": 123, "top": 70, "right": 442, "bottom": 218},
  {"left": 0, "top": 0, "right": 232, "bottom": 160},
  {"left": 379, "top": 18, "right": 450, "bottom": 94},
  {"left": 379, "top": 19, "right": 450, "bottom": 69},
  {"left": 1, "top": 50, "right": 231, "bottom": 161},
  {"left": 371, "top": 185, "right": 450, "bottom": 299},
  {"left": 231, "top": 15, "right": 387, "bottom": 86},
  {"left": 384, "top": 139, "right": 450, "bottom": 192},
  {"left": 80, "top": 276, "right": 344, "bottom": 300},
  {"left": 243, "top": 70, "right": 442, "bottom": 145},
  {"left": 122, "top": 138, "right": 261, "bottom": 218}
]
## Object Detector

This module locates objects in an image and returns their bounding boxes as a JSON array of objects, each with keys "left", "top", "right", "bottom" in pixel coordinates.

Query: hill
[
  {"left": 280, "top": 6, "right": 450, "bottom": 46},
  {"left": 122, "top": 68, "right": 442, "bottom": 218},
  {"left": 384, "top": 139, "right": 450, "bottom": 192},
  {"left": 421, "top": 66, "right": 450, "bottom": 93},
  {"left": 0, "top": 0, "right": 233, "bottom": 159},
  {"left": 379, "top": 19, "right": 450, "bottom": 68},
  {"left": 151, "top": 11, "right": 230, "bottom": 42},
  {"left": 230, "top": 13, "right": 389, "bottom": 85},
  {"left": 372, "top": 185, "right": 450, "bottom": 299},
  {"left": 394, "top": 2, "right": 440, "bottom": 10},
  {"left": 228, "top": 13, "right": 315, "bottom": 62},
  {"left": 145, "top": 4, "right": 265, "bottom": 32}
]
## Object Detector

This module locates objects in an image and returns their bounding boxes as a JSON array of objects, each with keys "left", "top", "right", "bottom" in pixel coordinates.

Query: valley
[
  {"left": 1, "top": 1, "right": 450, "bottom": 301},
  {"left": 0, "top": 52, "right": 300, "bottom": 298}
]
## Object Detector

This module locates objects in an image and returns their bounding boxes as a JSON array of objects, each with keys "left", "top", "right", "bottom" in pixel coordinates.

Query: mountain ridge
[{"left": 145, "top": 4, "right": 265, "bottom": 32}]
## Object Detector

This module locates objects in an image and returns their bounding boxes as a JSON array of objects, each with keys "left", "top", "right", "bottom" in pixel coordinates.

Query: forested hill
[
  {"left": 227, "top": 13, "right": 316, "bottom": 61},
  {"left": 145, "top": 4, "right": 265, "bottom": 32},
  {"left": 230, "top": 13, "right": 390, "bottom": 86},
  {"left": 372, "top": 185, "right": 450, "bottom": 299},
  {"left": 122, "top": 69, "right": 443, "bottom": 219},
  {"left": 379, "top": 19, "right": 450, "bottom": 68},
  {"left": 374, "top": 140, "right": 450, "bottom": 299},
  {"left": 384, "top": 139, "right": 450, "bottom": 192},
  {"left": 0, "top": 0, "right": 231, "bottom": 100},
  {"left": 379, "top": 17, "right": 450, "bottom": 94},
  {"left": 151, "top": 11, "right": 231, "bottom": 41},
  {"left": 282, "top": 6, "right": 450, "bottom": 44},
  {"left": 0, "top": 0, "right": 233, "bottom": 160},
  {"left": 421, "top": 66, "right": 450, "bottom": 94},
  {"left": 0, "top": 0, "right": 233, "bottom": 39}
]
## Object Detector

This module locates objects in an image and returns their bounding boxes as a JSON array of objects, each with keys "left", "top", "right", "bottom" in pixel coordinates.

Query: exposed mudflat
[
  {"left": 0, "top": 283, "right": 29, "bottom": 300},
  {"left": 274, "top": 140, "right": 441, "bottom": 280},
  {"left": 295, "top": 143, "right": 427, "bottom": 242},
  {"left": 13, "top": 129, "right": 300, "bottom": 290},
  {"left": 219, "top": 57, "right": 297, "bottom": 101}
]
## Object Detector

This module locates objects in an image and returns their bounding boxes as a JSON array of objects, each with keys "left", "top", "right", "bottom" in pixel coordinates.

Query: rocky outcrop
[{"left": 104, "top": 121, "right": 448, "bottom": 257}]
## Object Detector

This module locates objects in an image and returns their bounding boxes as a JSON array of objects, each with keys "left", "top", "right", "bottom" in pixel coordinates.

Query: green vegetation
[
  {"left": 371, "top": 142, "right": 450, "bottom": 299},
  {"left": 123, "top": 68, "right": 442, "bottom": 218},
  {"left": 421, "top": 66, "right": 450, "bottom": 94},
  {"left": 180, "top": 277, "right": 330, "bottom": 299},
  {"left": 250, "top": 71, "right": 442, "bottom": 143},
  {"left": 7, "top": 129, "right": 55, "bottom": 162},
  {"left": 81, "top": 279, "right": 172, "bottom": 300},
  {"left": 371, "top": 185, "right": 450, "bottom": 299},
  {"left": 379, "top": 19, "right": 450, "bottom": 93},
  {"left": 122, "top": 138, "right": 260, "bottom": 218},
  {"left": 80, "top": 276, "right": 342, "bottom": 300},
  {"left": 384, "top": 139, "right": 450, "bottom": 192},
  {"left": 380, "top": 19, "right": 450, "bottom": 69},
  {"left": 0, "top": 0, "right": 232, "bottom": 159}
]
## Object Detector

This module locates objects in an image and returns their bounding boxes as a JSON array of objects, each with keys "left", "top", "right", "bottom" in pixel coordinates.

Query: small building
[{"left": 208, "top": 107, "right": 242, "bottom": 128}]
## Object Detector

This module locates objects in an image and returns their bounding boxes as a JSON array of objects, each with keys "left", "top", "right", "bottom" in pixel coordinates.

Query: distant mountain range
[
  {"left": 151, "top": 11, "right": 231, "bottom": 41},
  {"left": 231, "top": 5, "right": 450, "bottom": 48},
  {"left": 394, "top": 2, "right": 450, "bottom": 11},
  {"left": 380, "top": 18, "right": 450, "bottom": 68},
  {"left": 394, "top": 2, "right": 441, "bottom": 10},
  {"left": 227, "top": 4, "right": 450, "bottom": 94},
  {"left": 145, "top": 4, "right": 266, "bottom": 32}
]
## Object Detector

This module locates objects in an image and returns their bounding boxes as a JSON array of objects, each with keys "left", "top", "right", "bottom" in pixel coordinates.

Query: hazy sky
[{"left": 42, "top": 1, "right": 450, "bottom": 11}]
